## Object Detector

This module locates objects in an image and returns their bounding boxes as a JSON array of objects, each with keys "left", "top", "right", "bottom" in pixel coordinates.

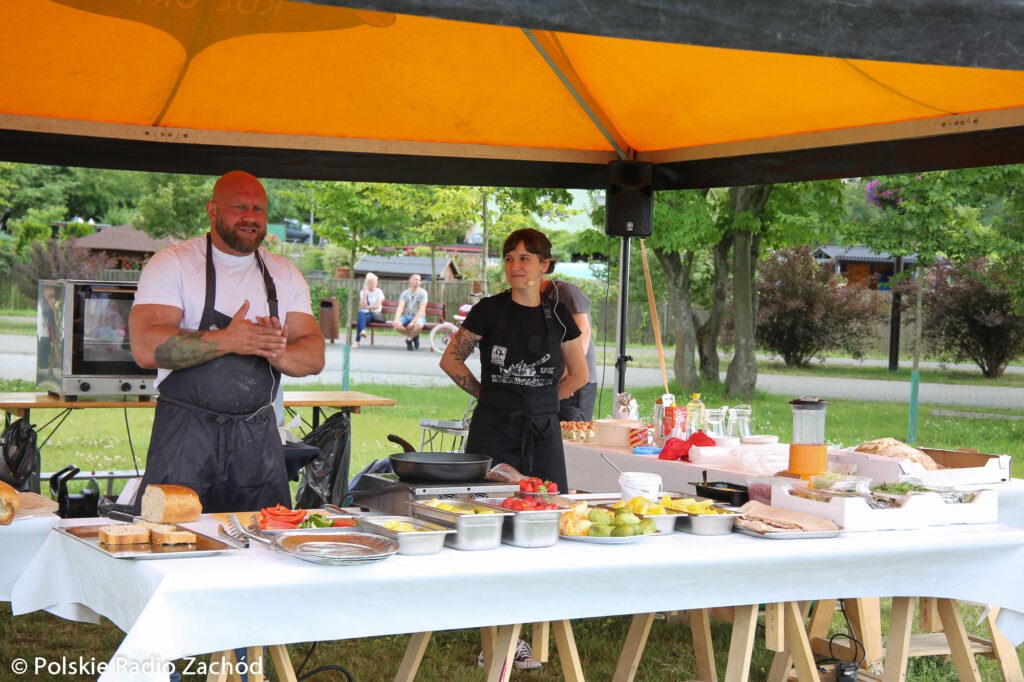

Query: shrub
[
  {"left": 923, "top": 260, "right": 1024, "bottom": 378},
  {"left": 14, "top": 239, "right": 112, "bottom": 299},
  {"left": 755, "top": 247, "right": 877, "bottom": 366}
]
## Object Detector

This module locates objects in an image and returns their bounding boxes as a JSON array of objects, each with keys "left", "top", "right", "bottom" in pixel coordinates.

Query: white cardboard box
[
  {"left": 772, "top": 484, "right": 998, "bottom": 532},
  {"left": 828, "top": 447, "right": 1011, "bottom": 486}
]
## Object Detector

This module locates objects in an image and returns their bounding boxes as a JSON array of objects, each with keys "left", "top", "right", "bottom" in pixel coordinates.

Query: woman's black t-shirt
[{"left": 462, "top": 290, "right": 580, "bottom": 415}]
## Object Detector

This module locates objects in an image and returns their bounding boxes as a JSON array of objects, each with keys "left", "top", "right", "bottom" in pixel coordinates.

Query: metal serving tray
[
  {"left": 409, "top": 500, "right": 512, "bottom": 551},
  {"left": 478, "top": 498, "right": 565, "bottom": 548},
  {"left": 734, "top": 527, "right": 842, "bottom": 540},
  {"left": 54, "top": 523, "right": 236, "bottom": 560},
  {"left": 247, "top": 511, "right": 359, "bottom": 537},
  {"left": 357, "top": 515, "right": 455, "bottom": 555}
]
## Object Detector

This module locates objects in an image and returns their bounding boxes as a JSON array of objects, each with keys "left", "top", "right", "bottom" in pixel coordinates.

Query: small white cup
[{"left": 619, "top": 472, "right": 663, "bottom": 502}]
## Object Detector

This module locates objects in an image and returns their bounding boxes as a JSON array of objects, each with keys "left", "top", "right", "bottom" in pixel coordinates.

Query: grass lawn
[{"left": 3, "top": 380, "right": 1023, "bottom": 678}]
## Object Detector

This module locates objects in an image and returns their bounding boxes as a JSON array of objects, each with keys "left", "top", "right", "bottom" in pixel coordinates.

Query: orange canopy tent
[{"left": 1, "top": 0, "right": 1022, "bottom": 188}]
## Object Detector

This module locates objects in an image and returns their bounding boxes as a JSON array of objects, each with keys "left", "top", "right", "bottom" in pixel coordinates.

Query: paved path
[{"left": 2, "top": 332, "right": 1021, "bottom": 409}]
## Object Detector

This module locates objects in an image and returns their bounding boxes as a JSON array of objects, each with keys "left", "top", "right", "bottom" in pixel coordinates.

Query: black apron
[
  {"left": 137, "top": 235, "right": 291, "bottom": 513},
  {"left": 464, "top": 291, "right": 568, "bottom": 492}
]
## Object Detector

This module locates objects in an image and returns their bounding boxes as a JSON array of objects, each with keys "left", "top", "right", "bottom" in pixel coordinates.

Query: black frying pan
[{"left": 386, "top": 435, "right": 492, "bottom": 483}]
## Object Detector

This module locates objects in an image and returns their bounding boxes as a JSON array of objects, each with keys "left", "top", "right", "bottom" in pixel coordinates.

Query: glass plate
[
  {"left": 559, "top": 531, "right": 663, "bottom": 544},
  {"left": 272, "top": 531, "right": 399, "bottom": 565}
]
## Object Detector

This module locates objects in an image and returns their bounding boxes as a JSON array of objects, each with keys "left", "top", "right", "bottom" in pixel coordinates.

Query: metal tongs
[{"left": 224, "top": 514, "right": 271, "bottom": 547}]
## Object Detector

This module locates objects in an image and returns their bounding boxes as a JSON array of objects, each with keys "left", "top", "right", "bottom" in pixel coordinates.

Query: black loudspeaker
[{"left": 605, "top": 161, "right": 653, "bottom": 238}]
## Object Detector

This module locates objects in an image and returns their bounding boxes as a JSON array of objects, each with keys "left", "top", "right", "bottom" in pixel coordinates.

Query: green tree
[
  {"left": 298, "top": 181, "right": 407, "bottom": 346},
  {"left": 372, "top": 184, "right": 476, "bottom": 285},
  {"left": 134, "top": 173, "right": 216, "bottom": 239},
  {"left": 13, "top": 205, "right": 65, "bottom": 254}
]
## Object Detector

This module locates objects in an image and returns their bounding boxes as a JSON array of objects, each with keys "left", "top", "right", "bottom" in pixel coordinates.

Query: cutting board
[{"left": 15, "top": 492, "right": 59, "bottom": 519}]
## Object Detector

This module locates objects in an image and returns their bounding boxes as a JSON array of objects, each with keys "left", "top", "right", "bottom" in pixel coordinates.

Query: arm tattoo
[
  {"left": 449, "top": 329, "right": 479, "bottom": 362},
  {"left": 452, "top": 373, "right": 481, "bottom": 398},
  {"left": 154, "top": 330, "right": 221, "bottom": 370}
]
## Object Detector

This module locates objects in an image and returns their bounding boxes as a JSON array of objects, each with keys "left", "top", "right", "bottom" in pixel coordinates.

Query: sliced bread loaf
[
  {"left": 149, "top": 524, "right": 196, "bottom": 545},
  {"left": 98, "top": 523, "right": 151, "bottom": 545}
]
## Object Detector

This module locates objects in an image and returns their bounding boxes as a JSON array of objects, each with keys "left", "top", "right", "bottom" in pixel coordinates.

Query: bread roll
[
  {"left": 98, "top": 523, "right": 151, "bottom": 545},
  {"left": 149, "top": 524, "right": 196, "bottom": 545},
  {"left": 855, "top": 437, "right": 940, "bottom": 470},
  {"left": 140, "top": 484, "right": 202, "bottom": 523},
  {"left": 0, "top": 480, "right": 18, "bottom": 525}
]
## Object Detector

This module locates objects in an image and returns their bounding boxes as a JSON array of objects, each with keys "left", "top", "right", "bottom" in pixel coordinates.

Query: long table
[{"left": 12, "top": 515, "right": 1024, "bottom": 682}]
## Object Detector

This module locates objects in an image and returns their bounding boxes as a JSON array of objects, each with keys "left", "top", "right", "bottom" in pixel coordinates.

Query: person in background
[
  {"left": 541, "top": 272, "right": 597, "bottom": 421},
  {"left": 440, "top": 228, "right": 588, "bottom": 493},
  {"left": 392, "top": 273, "right": 428, "bottom": 351},
  {"left": 130, "top": 170, "right": 325, "bottom": 513},
  {"left": 353, "top": 272, "right": 385, "bottom": 348}
]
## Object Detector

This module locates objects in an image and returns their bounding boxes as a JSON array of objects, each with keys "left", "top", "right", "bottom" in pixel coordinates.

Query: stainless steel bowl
[
  {"left": 478, "top": 498, "right": 565, "bottom": 548},
  {"left": 357, "top": 515, "right": 455, "bottom": 555},
  {"left": 675, "top": 509, "right": 741, "bottom": 536},
  {"left": 409, "top": 500, "right": 512, "bottom": 551}
]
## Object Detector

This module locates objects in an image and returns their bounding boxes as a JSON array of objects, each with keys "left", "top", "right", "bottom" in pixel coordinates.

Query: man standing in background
[
  {"left": 392, "top": 273, "right": 428, "bottom": 351},
  {"left": 542, "top": 273, "right": 597, "bottom": 421}
]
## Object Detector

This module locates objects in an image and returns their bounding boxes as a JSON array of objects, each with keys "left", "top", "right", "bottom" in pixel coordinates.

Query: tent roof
[{"left": 1, "top": 1, "right": 1022, "bottom": 188}]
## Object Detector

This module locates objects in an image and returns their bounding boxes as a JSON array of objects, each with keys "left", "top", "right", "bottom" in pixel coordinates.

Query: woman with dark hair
[{"left": 440, "top": 228, "right": 589, "bottom": 492}]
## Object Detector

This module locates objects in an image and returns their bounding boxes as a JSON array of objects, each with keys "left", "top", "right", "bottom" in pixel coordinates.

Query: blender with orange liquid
[{"left": 785, "top": 397, "right": 829, "bottom": 480}]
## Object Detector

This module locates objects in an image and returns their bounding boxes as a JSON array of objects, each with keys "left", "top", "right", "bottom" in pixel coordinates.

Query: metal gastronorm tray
[{"left": 54, "top": 523, "right": 236, "bottom": 559}]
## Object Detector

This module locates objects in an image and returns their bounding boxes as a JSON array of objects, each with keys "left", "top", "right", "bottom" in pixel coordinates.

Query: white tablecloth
[
  {"left": 1, "top": 515, "right": 59, "bottom": 601},
  {"left": 564, "top": 441, "right": 1024, "bottom": 528},
  {"left": 11, "top": 515, "right": 1024, "bottom": 681}
]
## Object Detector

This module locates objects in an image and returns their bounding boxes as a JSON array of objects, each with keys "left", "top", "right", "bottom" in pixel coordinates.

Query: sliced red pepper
[
  {"left": 332, "top": 518, "right": 357, "bottom": 527},
  {"left": 258, "top": 518, "right": 298, "bottom": 530}
]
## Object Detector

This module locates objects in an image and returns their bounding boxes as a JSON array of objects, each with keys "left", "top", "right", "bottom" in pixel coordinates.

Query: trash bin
[{"left": 318, "top": 297, "right": 339, "bottom": 343}]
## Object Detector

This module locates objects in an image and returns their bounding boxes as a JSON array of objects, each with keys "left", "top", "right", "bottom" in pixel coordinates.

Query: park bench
[{"left": 351, "top": 300, "right": 447, "bottom": 345}]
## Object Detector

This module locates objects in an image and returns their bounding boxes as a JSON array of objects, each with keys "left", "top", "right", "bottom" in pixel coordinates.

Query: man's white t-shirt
[{"left": 134, "top": 235, "right": 314, "bottom": 388}]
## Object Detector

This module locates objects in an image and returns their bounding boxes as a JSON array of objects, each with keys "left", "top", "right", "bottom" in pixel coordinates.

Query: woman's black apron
[
  {"left": 464, "top": 291, "right": 568, "bottom": 492},
  {"left": 136, "top": 234, "right": 291, "bottom": 513}
]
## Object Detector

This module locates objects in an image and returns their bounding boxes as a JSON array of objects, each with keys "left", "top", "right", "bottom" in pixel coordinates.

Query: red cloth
[
  {"left": 657, "top": 431, "right": 714, "bottom": 461},
  {"left": 658, "top": 437, "right": 691, "bottom": 461},
  {"left": 690, "top": 431, "right": 715, "bottom": 447}
]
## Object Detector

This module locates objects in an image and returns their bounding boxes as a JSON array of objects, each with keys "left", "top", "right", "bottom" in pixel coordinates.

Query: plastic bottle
[{"left": 685, "top": 393, "right": 705, "bottom": 438}]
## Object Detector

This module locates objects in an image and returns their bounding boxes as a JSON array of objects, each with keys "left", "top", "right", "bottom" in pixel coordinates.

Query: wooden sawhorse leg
[
  {"left": 612, "top": 610, "right": 716, "bottom": 682},
  {"left": 766, "top": 602, "right": 820, "bottom": 682},
  {"left": 205, "top": 646, "right": 296, "bottom": 682}
]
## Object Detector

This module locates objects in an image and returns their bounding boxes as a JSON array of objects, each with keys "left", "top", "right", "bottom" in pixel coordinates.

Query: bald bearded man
[{"left": 130, "top": 171, "right": 325, "bottom": 512}]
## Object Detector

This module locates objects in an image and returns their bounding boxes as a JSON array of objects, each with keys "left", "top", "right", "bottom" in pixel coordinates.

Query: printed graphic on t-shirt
[
  {"left": 491, "top": 353, "right": 555, "bottom": 387},
  {"left": 491, "top": 345, "right": 507, "bottom": 367}
]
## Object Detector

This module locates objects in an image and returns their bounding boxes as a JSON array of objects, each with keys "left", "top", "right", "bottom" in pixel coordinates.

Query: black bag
[
  {"left": 295, "top": 411, "right": 352, "bottom": 509},
  {"left": 0, "top": 417, "right": 41, "bottom": 492}
]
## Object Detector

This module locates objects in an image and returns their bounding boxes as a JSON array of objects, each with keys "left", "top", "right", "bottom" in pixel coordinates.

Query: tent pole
[{"left": 615, "top": 237, "right": 632, "bottom": 394}]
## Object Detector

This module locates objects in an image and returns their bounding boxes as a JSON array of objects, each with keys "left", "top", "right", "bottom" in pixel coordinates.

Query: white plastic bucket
[{"left": 619, "top": 472, "right": 663, "bottom": 502}]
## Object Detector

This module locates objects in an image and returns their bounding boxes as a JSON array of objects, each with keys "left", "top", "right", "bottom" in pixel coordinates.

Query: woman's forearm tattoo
[{"left": 154, "top": 330, "right": 220, "bottom": 370}]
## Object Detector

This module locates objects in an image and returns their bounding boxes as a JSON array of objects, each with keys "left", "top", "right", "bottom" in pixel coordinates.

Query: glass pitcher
[
  {"left": 704, "top": 406, "right": 728, "bottom": 438},
  {"left": 727, "top": 404, "right": 752, "bottom": 438}
]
